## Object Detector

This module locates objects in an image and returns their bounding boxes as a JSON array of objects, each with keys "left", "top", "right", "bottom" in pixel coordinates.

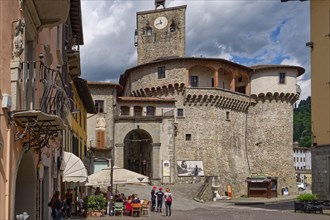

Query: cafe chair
[
  {"left": 114, "top": 202, "right": 124, "bottom": 217},
  {"left": 141, "top": 200, "right": 150, "bottom": 217},
  {"left": 131, "top": 202, "right": 141, "bottom": 217}
]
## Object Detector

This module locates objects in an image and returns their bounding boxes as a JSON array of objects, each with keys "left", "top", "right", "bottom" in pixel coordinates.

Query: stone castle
[{"left": 87, "top": 2, "right": 304, "bottom": 197}]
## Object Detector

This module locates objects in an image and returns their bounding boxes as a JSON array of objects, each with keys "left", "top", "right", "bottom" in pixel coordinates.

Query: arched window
[
  {"left": 170, "top": 22, "right": 176, "bottom": 32},
  {"left": 146, "top": 27, "right": 153, "bottom": 36}
]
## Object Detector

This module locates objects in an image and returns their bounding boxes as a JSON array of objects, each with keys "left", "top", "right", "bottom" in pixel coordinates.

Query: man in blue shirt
[{"left": 156, "top": 187, "right": 164, "bottom": 212}]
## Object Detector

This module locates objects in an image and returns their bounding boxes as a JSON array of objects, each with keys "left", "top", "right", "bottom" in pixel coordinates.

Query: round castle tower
[{"left": 247, "top": 65, "right": 304, "bottom": 193}]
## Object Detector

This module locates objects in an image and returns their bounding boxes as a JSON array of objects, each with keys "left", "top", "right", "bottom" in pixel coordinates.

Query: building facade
[
  {"left": 87, "top": 3, "right": 304, "bottom": 198},
  {"left": 293, "top": 143, "right": 312, "bottom": 185},
  {"left": 0, "top": 0, "right": 93, "bottom": 219},
  {"left": 309, "top": 0, "right": 330, "bottom": 200}
]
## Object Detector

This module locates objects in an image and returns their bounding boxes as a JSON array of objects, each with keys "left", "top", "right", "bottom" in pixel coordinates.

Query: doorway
[
  {"left": 15, "top": 151, "right": 36, "bottom": 218},
  {"left": 124, "top": 129, "right": 152, "bottom": 177}
]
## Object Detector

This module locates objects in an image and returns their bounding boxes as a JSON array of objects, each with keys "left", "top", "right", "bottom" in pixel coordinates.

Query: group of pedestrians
[
  {"left": 151, "top": 186, "right": 172, "bottom": 217},
  {"left": 48, "top": 188, "right": 75, "bottom": 220}
]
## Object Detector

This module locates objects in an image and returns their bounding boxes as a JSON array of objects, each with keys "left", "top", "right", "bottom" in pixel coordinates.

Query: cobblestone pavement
[{"left": 71, "top": 183, "right": 329, "bottom": 220}]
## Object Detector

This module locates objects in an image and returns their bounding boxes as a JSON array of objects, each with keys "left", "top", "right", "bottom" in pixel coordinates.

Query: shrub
[
  {"left": 85, "top": 194, "right": 107, "bottom": 211},
  {"left": 296, "top": 193, "right": 317, "bottom": 202}
]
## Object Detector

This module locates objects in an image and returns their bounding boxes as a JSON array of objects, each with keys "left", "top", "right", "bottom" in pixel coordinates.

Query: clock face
[{"left": 154, "top": 16, "right": 168, "bottom": 29}]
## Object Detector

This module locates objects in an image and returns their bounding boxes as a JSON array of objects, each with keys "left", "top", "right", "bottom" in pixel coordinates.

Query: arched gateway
[{"left": 123, "top": 129, "right": 153, "bottom": 177}]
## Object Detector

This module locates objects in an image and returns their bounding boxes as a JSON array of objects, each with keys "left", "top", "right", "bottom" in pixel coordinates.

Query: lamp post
[{"left": 109, "top": 96, "right": 116, "bottom": 215}]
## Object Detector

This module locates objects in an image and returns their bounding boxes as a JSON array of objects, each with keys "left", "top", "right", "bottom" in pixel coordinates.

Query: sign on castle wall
[{"left": 177, "top": 160, "right": 204, "bottom": 176}]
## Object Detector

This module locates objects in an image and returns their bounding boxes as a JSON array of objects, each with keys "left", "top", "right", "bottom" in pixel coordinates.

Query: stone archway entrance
[
  {"left": 124, "top": 129, "right": 153, "bottom": 177},
  {"left": 15, "top": 151, "right": 36, "bottom": 219}
]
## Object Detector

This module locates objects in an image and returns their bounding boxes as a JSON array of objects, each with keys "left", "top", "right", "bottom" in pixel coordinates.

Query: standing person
[
  {"left": 65, "top": 188, "right": 73, "bottom": 219},
  {"left": 151, "top": 186, "right": 157, "bottom": 211},
  {"left": 156, "top": 187, "right": 164, "bottom": 213},
  {"left": 95, "top": 187, "right": 102, "bottom": 195},
  {"left": 48, "top": 191, "right": 64, "bottom": 220},
  {"left": 164, "top": 188, "right": 172, "bottom": 217},
  {"left": 106, "top": 186, "right": 112, "bottom": 215}
]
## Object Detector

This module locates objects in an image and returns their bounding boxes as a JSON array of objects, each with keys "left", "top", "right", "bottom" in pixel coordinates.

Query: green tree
[{"left": 293, "top": 96, "right": 311, "bottom": 147}]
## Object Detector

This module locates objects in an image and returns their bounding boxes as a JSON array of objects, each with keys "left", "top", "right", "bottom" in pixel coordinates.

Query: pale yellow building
[{"left": 310, "top": 0, "right": 330, "bottom": 200}]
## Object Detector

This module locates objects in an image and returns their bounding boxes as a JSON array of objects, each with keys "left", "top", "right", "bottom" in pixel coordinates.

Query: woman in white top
[{"left": 164, "top": 188, "right": 172, "bottom": 217}]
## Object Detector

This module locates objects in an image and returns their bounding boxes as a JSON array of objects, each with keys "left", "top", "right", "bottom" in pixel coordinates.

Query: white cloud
[{"left": 80, "top": 0, "right": 310, "bottom": 100}]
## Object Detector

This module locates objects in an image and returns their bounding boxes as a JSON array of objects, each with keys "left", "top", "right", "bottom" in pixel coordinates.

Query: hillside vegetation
[{"left": 293, "top": 96, "right": 311, "bottom": 147}]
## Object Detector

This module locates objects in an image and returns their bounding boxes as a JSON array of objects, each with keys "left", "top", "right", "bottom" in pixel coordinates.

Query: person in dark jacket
[
  {"left": 49, "top": 191, "right": 64, "bottom": 220},
  {"left": 65, "top": 188, "right": 73, "bottom": 219},
  {"left": 151, "top": 186, "right": 157, "bottom": 211},
  {"left": 156, "top": 187, "right": 164, "bottom": 212}
]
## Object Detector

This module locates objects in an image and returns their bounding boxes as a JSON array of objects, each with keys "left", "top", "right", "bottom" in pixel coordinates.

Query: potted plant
[
  {"left": 85, "top": 194, "right": 107, "bottom": 217},
  {"left": 294, "top": 193, "right": 318, "bottom": 213}
]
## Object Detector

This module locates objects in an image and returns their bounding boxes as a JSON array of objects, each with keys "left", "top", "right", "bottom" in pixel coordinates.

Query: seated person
[
  {"left": 131, "top": 195, "right": 141, "bottom": 217},
  {"left": 132, "top": 194, "right": 141, "bottom": 204},
  {"left": 125, "top": 201, "right": 132, "bottom": 211},
  {"left": 116, "top": 194, "right": 123, "bottom": 202}
]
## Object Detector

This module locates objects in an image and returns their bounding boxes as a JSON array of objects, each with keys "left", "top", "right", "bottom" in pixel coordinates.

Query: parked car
[{"left": 297, "top": 182, "right": 306, "bottom": 191}]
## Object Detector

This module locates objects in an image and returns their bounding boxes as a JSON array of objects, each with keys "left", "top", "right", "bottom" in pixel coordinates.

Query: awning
[
  {"left": 62, "top": 152, "right": 87, "bottom": 183},
  {"left": 86, "top": 166, "right": 149, "bottom": 186}
]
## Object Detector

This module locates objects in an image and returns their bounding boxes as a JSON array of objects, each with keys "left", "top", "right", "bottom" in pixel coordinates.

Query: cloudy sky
[{"left": 80, "top": 0, "right": 310, "bottom": 101}]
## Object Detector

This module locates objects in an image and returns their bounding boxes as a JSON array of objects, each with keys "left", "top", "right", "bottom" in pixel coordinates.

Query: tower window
[
  {"left": 177, "top": 108, "right": 184, "bottom": 117},
  {"left": 170, "top": 22, "right": 176, "bottom": 32},
  {"left": 238, "top": 77, "right": 243, "bottom": 83},
  {"left": 146, "top": 106, "right": 155, "bottom": 116},
  {"left": 146, "top": 27, "right": 153, "bottom": 36},
  {"left": 226, "top": 111, "right": 230, "bottom": 121},
  {"left": 279, "top": 72, "right": 286, "bottom": 84},
  {"left": 95, "top": 100, "right": 104, "bottom": 113},
  {"left": 121, "top": 106, "right": 130, "bottom": 116},
  {"left": 185, "top": 134, "right": 192, "bottom": 141},
  {"left": 158, "top": 66, "right": 165, "bottom": 79},
  {"left": 134, "top": 106, "right": 143, "bottom": 116},
  {"left": 190, "top": 76, "right": 198, "bottom": 87}
]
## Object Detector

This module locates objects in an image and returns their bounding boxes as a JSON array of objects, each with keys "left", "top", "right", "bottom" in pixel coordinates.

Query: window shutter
[{"left": 96, "top": 130, "right": 105, "bottom": 148}]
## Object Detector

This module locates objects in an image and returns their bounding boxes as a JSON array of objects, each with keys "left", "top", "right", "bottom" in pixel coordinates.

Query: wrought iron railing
[{"left": 39, "top": 62, "right": 70, "bottom": 121}]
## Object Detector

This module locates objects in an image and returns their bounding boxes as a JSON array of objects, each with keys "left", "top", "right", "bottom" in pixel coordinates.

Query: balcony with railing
[
  {"left": 12, "top": 61, "right": 70, "bottom": 152},
  {"left": 23, "top": 0, "right": 70, "bottom": 33},
  {"left": 89, "top": 140, "right": 113, "bottom": 150}
]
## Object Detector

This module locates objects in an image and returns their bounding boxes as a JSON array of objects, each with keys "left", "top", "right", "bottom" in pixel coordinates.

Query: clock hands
[{"left": 157, "top": 19, "right": 163, "bottom": 25}]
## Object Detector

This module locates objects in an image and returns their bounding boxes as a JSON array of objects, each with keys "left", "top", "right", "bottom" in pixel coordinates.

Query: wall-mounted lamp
[{"left": 306, "top": 42, "right": 313, "bottom": 49}]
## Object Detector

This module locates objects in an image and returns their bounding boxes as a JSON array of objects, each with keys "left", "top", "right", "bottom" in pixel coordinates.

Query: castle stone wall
[{"left": 247, "top": 97, "right": 297, "bottom": 194}]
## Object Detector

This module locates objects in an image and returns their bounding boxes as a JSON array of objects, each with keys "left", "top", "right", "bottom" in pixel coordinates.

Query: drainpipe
[{"left": 5, "top": 127, "right": 11, "bottom": 220}]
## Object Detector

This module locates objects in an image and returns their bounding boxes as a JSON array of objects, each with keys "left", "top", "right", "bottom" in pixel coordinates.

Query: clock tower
[{"left": 135, "top": 2, "right": 186, "bottom": 65}]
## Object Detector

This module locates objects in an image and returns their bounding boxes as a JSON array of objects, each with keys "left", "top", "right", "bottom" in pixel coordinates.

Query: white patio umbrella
[{"left": 85, "top": 166, "right": 149, "bottom": 186}]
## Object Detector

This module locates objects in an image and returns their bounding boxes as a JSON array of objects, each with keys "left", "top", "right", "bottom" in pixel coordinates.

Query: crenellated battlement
[
  {"left": 184, "top": 87, "right": 251, "bottom": 112},
  {"left": 131, "top": 83, "right": 185, "bottom": 97},
  {"left": 250, "top": 92, "right": 299, "bottom": 104}
]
